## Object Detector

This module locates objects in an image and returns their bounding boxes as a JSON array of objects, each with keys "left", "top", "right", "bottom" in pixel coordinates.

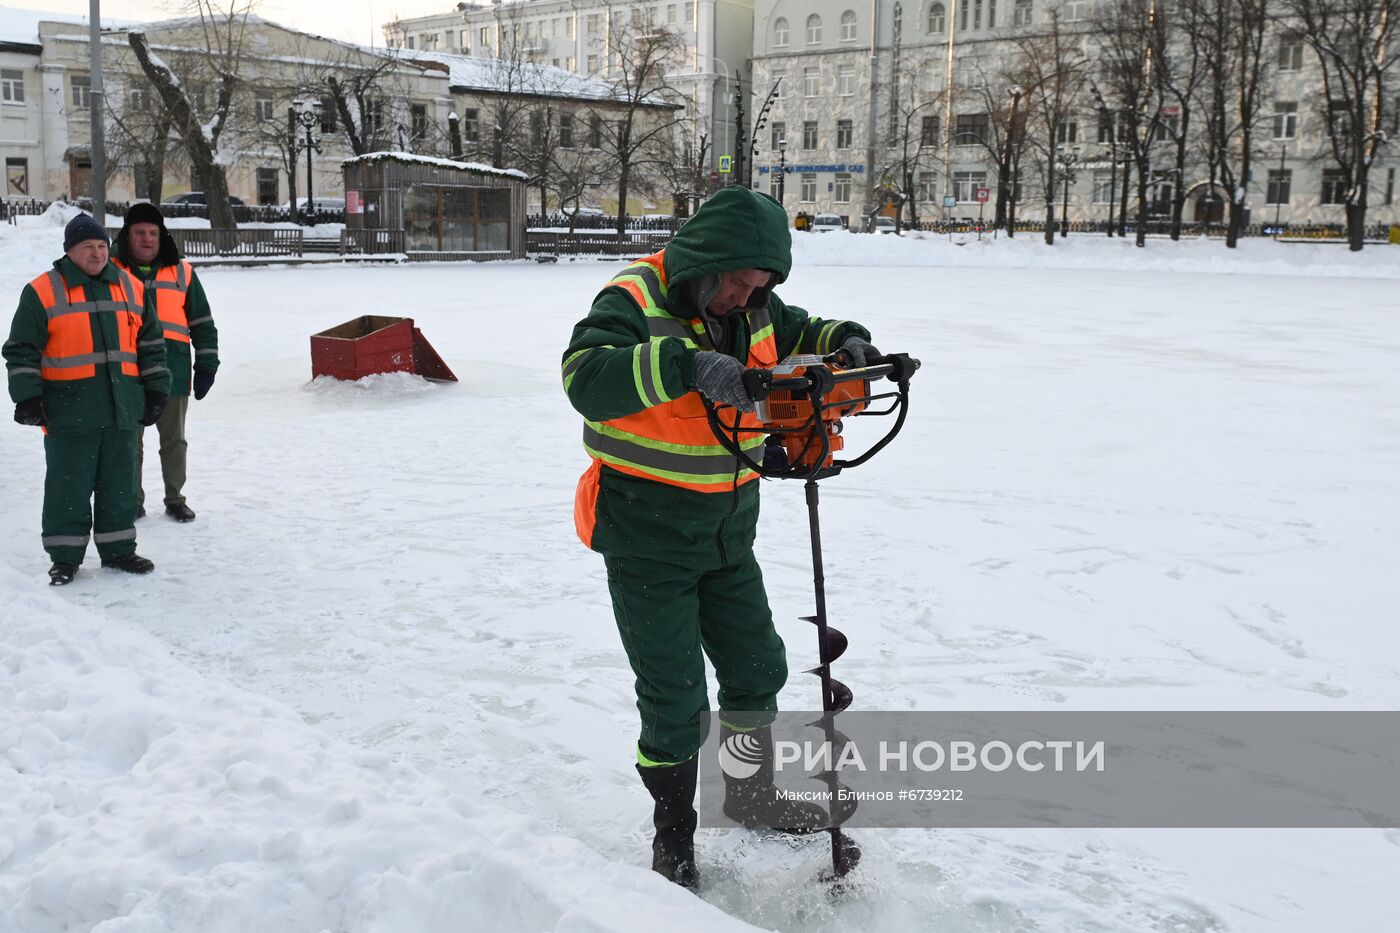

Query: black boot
[
  {"left": 165, "top": 503, "right": 196, "bottom": 523},
  {"left": 721, "top": 724, "right": 829, "bottom": 834},
  {"left": 48, "top": 562, "right": 78, "bottom": 586},
  {"left": 101, "top": 553, "right": 155, "bottom": 574},
  {"left": 636, "top": 759, "right": 699, "bottom": 889}
]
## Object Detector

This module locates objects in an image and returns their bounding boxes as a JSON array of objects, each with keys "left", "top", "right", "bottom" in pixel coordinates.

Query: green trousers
[
  {"left": 42, "top": 429, "right": 140, "bottom": 565},
  {"left": 604, "top": 549, "right": 788, "bottom": 765},
  {"left": 137, "top": 393, "right": 189, "bottom": 509}
]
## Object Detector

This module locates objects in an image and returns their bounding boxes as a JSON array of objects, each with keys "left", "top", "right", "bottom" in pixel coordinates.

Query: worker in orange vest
[
  {"left": 4, "top": 213, "right": 171, "bottom": 584},
  {"left": 113, "top": 203, "right": 220, "bottom": 522}
]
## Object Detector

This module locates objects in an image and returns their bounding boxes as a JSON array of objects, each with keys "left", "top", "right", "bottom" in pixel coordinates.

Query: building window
[
  {"left": 802, "top": 120, "right": 818, "bottom": 149},
  {"left": 806, "top": 14, "right": 822, "bottom": 44},
  {"left": 954, "top": 171, "right": 988, "bottom": 202},
  {"left": 587, "top": 53, "right": 600, "bottom": 73},
  {"left": 459, "top": 30, "right": 469, "bottom": 53},
  {"left": 1321, "top": 169, "right": 1348, "bottom": 205},
  {"left": 1064, "top": 0, "right": 1088, "bottom": 21},
  {"left": 6, "top": 157, "right": 27, "bottom": 195},
  {"left": 530, "top": 111, "right": 544, "bottom": 146},
  {"left": 405, "top": 36, "right": 415, "bottom": 50},
  {"left": 411, "top": 103, "right": 428, "bottom": 141},
  {"left": 1386, "top": 167, "right": 1395, "bottom": 206},
  {"left": 685, "top": 2, "right": 694, "bottom": 19},
  {"left": 928, "top": 3, "right": 946, "bottom": 33},
  {"left": 770, "top": 172, "right": 783, "bottom": 199},
  {"left": 800, "top": 172, "right": 817, "bottom": 201},
  {"left": 559, "top": 113, "right": 574, "bottom": 148},
  {"left": 771, "top": 121, "right": 786, "bottom": 150},
  {"left": 256, "top": 167, "right": 278, "bottom": 205},
  {"left": 188, "top": 83, "right": 207, "bottom": 116},
  {"left": 836, "top": 119, "right": 853, "bottom": 149},
  {"left": 2, "top": 69, "right": 25, "bottom": 104},
  {"left": 917, "top": 172, "right": 937, "bottom": 202},
  {"left": 590, "top": 114, "right": 603, "bottom": 149},
  {"left": 463, "top": 108, "right": 480, "bottom": 141},
  {"left": 840, "top": 10, "right": 857, "bottom": 41},
  {"left": 320, "top": 96, "right": 337, "bottom": 133},
  {"left": 1056, "top": 118, "right": 1078, "bottom": 144},
  {"left": 920, "top": 115, "right": 939, "bottom": 147},
  {"left": 364, "top": 99, "right": 383, "bottom": 135},
  {"left": 1156, "top": 111, "right": 1180, "bottom": 141},
  {"left": 71, "top": 74, "right": 90, "bottom": 110},
  {"left": 837, "top": 64, "right": 855, "bottom": 96},
  {"left": 254, "top": 91, "right": 274, "bottom": 122},
  {"left": 804, "top": 66, "right": 819, "bottom": 97},
  {"left": 1266, "top": 169, "right": 1292, "bottom": 206},
  {"left": 954, "top": 113, "right": 988, "bottom": 146},
  {"left": 1092, "top": 169, "right": 1114, "bottom": 203},
  {"left": 772, "top": 70, "right": 786, "bottom": 98},
  {"left": 773, "top": 16, "right": 789, "bottom": 47},
  {"left": 1278, "top": 36, "right": 1304, "bottom": 72},
  {"left": 1328, "top": 100, "right": 1350, "bottom": 136},
  {"left": 129, "top": 82, "right": 150, "bottom": 112},
  {"left": 1272, "top": 102, "right": 1297, "bottom": 139},
  {"left": 1014, "top": 0, "right": 1033, "bottom": 26},
  {"left": 834, "top": 172, "right": 852, "bottom": 202}
]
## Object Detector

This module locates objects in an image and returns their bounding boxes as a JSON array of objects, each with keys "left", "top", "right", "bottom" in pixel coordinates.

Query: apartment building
[
  {"left": 384, "top": 0, "right": 755, "bottom": 182},
  {"left": 750, "top": 0, "right": 1399, "bottom": 228}
]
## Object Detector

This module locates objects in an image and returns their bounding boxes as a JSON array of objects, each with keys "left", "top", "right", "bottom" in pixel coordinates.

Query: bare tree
[
  {"left": 1015, "top": 5, "right": 1090, "bottom": 245},
  {"left": 104, "top": 76, "right": 180, "bottom": 202},
  {"left": 591, "top": 8, "right": 687, "bottom": 239},
  {"left": 1155, "top": 0, "right": 1211, "bottom": 239},
  {"left": 323, "top": 55, "right": 401, "bottom": 156},
  {"left": 127, "top": 1, "right": 256, "bottom": 228},
  {"left": 968, "top": 64, "right": 1036, "bottom": 235},
  {"left": 886, "top": 62, "right": 944, "bottom": 230},
  {"left": 1285, "top": 0, "right": 1400, "bottom": 250},
  {"left": 1198, "top": 0, "right": 1270, "bottom": 248},
  {"left": 1092, "top": 0, "right": 1168, "bottom": 247}
]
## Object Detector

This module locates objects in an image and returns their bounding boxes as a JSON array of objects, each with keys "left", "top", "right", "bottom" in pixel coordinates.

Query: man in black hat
[
  {"left": 3, "top": 213, "right": 170, "bottom": 584},
  {"left": 113, "top": 203, "right": 220, "bottom": 522}
]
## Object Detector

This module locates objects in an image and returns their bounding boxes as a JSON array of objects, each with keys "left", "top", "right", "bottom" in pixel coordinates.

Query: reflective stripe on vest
[
  {"left": 147, "top": 261, "right": 193, "bottom": 343},
  {"left": 581, "top": 249, "right": 779, "bottom": 494},
  {"left": 30, "top": 268, "right": 145, "bottom": 381}
]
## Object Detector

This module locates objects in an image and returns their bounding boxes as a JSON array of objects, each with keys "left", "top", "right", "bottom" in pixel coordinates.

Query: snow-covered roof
[
  {"left": 340, "top": 150, "right": 529, "bottom": 180},
  {"left": 392, "top": 49, "right": 677, "bottom": 110},
  {"left": 0, "top": 2, "right": 139, "bottom": 45}
]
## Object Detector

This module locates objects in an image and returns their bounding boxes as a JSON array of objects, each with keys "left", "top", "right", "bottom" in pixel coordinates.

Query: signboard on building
[
  {"left": 943, "top": 195, "right": 957, "bottom": 208},
  {"left": 346, "top": 190, "right": 363, "bottom": 214},
  {"left": 975, "top": 187, "right": 990, "bottom": 203},
  {"left": 718, "top": 156, "right": 732, "bottom": 173}
]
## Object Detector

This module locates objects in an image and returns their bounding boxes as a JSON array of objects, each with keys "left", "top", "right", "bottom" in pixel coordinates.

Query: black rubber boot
[
  {"left": 636, "top": 759, "right": 699, "bottom": 889},
  {"left": 48, "top": 562, "right": 78, "bottom": 586},
  {"left": 721, "top": 724, "right": 829, "bottom": 834},
  {"left": 165, "top": 503, "right": 196, "bottom": 523},
  {"left": 101, "top": 553, "right": 155, "bottom": 574}
]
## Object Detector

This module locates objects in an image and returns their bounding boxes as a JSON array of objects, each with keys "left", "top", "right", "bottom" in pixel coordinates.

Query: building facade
[{"left": 750, "top": 0, "right": 1399, "bottom": 229}]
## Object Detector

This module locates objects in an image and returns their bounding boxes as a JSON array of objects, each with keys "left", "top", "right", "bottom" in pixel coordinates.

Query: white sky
[{"left": 1, "top": 0, "right": 454, "bottom": 46}]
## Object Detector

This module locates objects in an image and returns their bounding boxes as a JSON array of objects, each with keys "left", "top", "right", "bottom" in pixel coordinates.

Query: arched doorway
[{"left": 1185, "top": 182, "right": 1228, "bottom": 223}]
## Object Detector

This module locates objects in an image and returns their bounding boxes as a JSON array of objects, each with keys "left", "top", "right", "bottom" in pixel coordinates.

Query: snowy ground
[{"left": 2, "top": 208, "right": 1399, "bottom": 931}]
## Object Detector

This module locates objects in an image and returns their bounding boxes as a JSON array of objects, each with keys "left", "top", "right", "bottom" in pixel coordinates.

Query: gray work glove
[
  {"left": 691, "top": 351, "right": 755, "bottom": 413},
  {"left": 840, "top": 335, "right": 882, "bottom": 368}
]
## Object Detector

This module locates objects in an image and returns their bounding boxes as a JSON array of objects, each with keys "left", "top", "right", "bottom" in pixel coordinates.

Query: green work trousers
[
  {"left": 604, "top": 549, "right": 788, "bottom": 765},
  {"left": 137, "top": 393, "right": 189, "bottom": 509},
  {"left": 42, "top": 429, "right": 140, "bottom": 565}
]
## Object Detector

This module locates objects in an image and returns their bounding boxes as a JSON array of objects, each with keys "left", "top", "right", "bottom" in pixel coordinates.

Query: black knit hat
[
  {"left": 63, "top": 213, "right": 109, "bottom": 251},
  {"left": 122, "top": 201, "right": 166, "bottom": 230}
]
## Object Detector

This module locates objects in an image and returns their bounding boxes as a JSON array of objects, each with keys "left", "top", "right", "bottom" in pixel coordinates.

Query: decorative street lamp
[
  {"left": 1057, "top": 143, "right": 1082, "bottom": 238},
  {"left": 776, "top": 137, "right": 787, "bottom": 204},
  {"left": 293, "top": 98, "right": 323, "bottom": 224}
]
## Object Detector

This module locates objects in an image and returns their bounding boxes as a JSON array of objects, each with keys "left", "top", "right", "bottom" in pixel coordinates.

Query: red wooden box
[{"left": 311, "top": 315, "right": 415, "bottom": 381}]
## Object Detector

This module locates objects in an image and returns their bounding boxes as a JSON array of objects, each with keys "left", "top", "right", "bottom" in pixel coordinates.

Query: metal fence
[
  {"left": 526, "top": 213, "right": 681, "bottom": 232},
  {"left": 340, "top": 228, "right": 405, "bottom": 255},
  {"left": 526, "top": 231, "right": 672, "bottom": 257},
  {"left": 900, "top": 218, "right": 1395, "bottom": 240}
]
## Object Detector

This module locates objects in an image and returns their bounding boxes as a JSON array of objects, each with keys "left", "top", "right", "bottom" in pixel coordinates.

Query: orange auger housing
[{"left": 30, "top": 268, "right": 144, "bottom": 382}]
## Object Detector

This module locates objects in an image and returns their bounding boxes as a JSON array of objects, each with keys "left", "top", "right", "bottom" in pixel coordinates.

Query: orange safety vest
[
  {"left": 29, "top": 267, "right": 145, "bottom": 381},
  {"left": 116, "top": 259, "right": 194, "bottom": 344},
  {"left": 572, "top": 251, "right": 779, "bottom": 546}
]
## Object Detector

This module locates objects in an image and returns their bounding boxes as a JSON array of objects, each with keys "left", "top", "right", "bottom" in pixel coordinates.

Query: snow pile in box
[{"left": 0, "top": 562, "right": 753, "bottom": 933}]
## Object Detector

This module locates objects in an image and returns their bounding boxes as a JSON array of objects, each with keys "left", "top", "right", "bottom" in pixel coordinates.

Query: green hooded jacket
[
  {"left": 4, "top": 256, "right": 171, "bottom": 434},
  {"left": 562, "top": 187, "right": 870, "bottom": 564}
]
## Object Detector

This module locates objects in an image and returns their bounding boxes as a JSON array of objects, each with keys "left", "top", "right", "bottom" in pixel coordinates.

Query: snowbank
[{"left": 0, "top": 562, "right": 753, "bottom": 933}]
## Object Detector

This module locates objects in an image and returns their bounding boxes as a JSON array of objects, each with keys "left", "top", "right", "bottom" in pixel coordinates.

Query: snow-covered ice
[{"left": 2, "top": 210, "right": 1399, "bottom": 931}]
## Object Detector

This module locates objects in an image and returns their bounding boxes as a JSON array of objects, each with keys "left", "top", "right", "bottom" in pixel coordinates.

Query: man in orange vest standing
[
  {"left": 562, "top": 187, "right": 880, "bottom": 888},
  {"left": 113, "top": 203, "right": 219, "bottom": 523},
  {"left": 4, "top": 213, "right": 171, "bottom": 584}
]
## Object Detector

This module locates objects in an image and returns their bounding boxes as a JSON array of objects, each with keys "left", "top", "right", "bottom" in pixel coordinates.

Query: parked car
[
  {"left": 809, "top": 212, "right": 846, "bottom": 233},
  {"left": 280, "top": 196, "right": 346, "bottom": 215},
  {"left": 870, "top": 216, "right": 900, "bottom": 235},
  {"left": 162, "top": 191, "right": 245, "bottom": 207}
]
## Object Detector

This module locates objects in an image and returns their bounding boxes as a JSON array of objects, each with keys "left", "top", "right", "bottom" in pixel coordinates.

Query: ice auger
[{"left": 704, "top": 348, "right": 921, "bottom": 880}]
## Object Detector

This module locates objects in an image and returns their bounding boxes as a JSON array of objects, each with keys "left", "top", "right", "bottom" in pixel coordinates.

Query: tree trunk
[
  {"left": 128, "top": 32, "right": 235, "bottom": 230},
  {"left": 994, "top": 157, "right": 1010, "bottom": 229},
  {"left": 1346, "top": 199, "right": 1366, "bottom": 252},
  {"left": 1170, "top": 116, "right": 1189, "bottom": 241},
  {"left": 1135, "top": 168, "right": 1149, "bottom": 248},
  {"left": 1044, "top": 160, "right": 1057, "bottom": 246},
  {"left": 1117, "top": 160, "right": 1131, "bottom": 238}
]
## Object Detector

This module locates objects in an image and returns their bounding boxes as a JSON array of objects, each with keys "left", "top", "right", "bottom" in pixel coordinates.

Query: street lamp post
[
  {"left": 1057, "top": 143, "right": 1081, "bottom": 238},
  {"left": 1273, "top": 143, "right": 1288, "bottom": 234},
  {"left": 293, "top": 98, "right": 322, "bottom": 224},
  {"left": 776, "top": 137, "right": 787, "bottom": 204},
  {"left": 1005, "top": 84, "right": 1024, "bottom": 236},
  {"left": 1090, "top": 84, "right": 1117, "bottom": 237}
]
